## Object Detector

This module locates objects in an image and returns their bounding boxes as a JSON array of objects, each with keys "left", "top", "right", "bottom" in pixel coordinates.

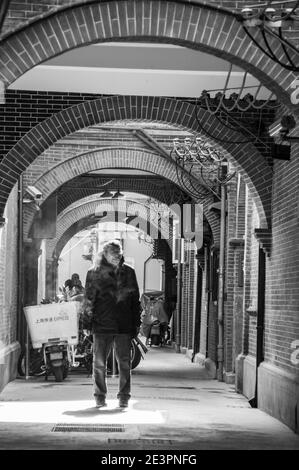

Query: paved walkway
[{"left": 0, "top": 345, "right": 298, "bottom": 450}]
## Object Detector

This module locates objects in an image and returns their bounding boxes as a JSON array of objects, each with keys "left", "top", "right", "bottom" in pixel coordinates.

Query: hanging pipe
[
  {"left": 217, "top": 183, "right": 227, "bottom": 381},
  {"left": 17, "top": 175, "right": 30, "bottom": 378},
  {"left": 0, "top": 0, "right": 10, "bottom": 34}
]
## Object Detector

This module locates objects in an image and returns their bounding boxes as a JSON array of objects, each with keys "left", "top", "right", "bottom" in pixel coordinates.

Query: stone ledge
[
  {"left": 258, "top": 361, "right": 299, "bottom": 434},
  {"left": 224, "top": 372, "right": 235, "bottom": 384},
  {"left": 242, "top": 355, "right": 257, "bottom": 400},
  {"left": 193, "top": 353, "right": 217, "bottom": 378},
  {"left": 0, "top": 341, "right": 20, "bottom": 393}
]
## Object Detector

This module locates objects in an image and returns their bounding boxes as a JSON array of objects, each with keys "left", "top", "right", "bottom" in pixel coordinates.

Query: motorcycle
[{"left": 21, "top": 298, "right": 80, "bottom": 382}]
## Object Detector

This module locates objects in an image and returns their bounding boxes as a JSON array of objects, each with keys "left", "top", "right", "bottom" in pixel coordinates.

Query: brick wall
[
  {"left": 264, "top": 138, "right": 299, "bottom": 374},
  {"left": 0, "top": 89, "right": 102, "bottom": 162}
]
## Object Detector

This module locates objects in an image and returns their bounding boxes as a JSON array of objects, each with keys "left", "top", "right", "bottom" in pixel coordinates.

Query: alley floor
[{"left": 0, "top": 345, "right": 298, "bottom": 451}]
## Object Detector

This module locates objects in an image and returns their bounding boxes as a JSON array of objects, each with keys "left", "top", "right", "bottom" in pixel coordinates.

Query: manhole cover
[{"left": 52, "top": 423, "right": 125, "bottom": 432}]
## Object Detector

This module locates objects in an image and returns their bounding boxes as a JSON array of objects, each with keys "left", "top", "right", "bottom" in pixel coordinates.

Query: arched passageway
[
  {"left": 4, "top": 98, "right": 272, "bottom": 228},
  {"left": 1, "top": 0, "right": 299, "bottom": 441},
  {"left": 24, "top": 146, "right": 220, "bottom": 245}
]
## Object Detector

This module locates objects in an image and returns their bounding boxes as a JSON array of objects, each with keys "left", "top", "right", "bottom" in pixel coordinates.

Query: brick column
[{"left": 224, "top": 175, "right": 237, "bottom": 382}]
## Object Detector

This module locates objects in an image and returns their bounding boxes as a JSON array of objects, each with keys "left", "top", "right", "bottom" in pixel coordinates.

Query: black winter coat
[{"left": 82, "top": 255, "right": 141, "bottom": 335}]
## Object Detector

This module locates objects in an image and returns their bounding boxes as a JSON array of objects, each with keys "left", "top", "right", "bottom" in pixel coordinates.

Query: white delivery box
[{"left": 24, "top": 302, "right": 80, "bottom": 349}]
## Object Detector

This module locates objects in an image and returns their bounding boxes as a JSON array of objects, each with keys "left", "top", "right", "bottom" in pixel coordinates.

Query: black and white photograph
[{"left": 0, "top": 0, "right": 298, "bottom": 459}]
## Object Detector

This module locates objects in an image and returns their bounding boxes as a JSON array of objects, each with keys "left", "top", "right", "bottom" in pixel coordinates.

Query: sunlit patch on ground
[{"left": 0, "top": 399, "right": 165, "bottom": 424}]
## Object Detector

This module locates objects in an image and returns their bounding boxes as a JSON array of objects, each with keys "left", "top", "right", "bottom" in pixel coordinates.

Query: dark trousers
[{"left": 92, "top": 333, "right": 132, "bottom": 402}]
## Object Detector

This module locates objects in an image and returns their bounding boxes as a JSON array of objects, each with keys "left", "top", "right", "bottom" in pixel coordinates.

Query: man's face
[{"left": 105, "top": 249, "right": 122, "bottom": 267}]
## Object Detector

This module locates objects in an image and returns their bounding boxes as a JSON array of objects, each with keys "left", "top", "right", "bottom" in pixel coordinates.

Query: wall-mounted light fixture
[
  {"left": 238, "top": 3, "right": 299, "bottom": 72},
  {"left": 268, "top": 114, "right": 298, "bottom": 161},
  {"left": 269, "top": 114, "right": 298, "bottom": 142}
]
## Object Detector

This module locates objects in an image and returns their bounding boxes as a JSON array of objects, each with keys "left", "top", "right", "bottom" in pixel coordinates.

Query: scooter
[
  {"left": 148, "top": 320, "right": 168, "bottom": 347},
  {"left": 19, "top": 298, "right": 77, "bottom": 382},
  {"left": 43, "top": 340, "right": 69, "bottom": 382},
  {"left": 17, "top": 341, "right": 69, "bottom": 381}
]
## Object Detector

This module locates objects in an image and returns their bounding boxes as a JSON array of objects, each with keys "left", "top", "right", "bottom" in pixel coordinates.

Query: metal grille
[
  {"left": 135, "top": 396, "right": 199, "bottom": 401},
  {"left": 138, "top": 385, "right": 196, "bottom": 389},
  {"left": 108, "top": 439, "right": 174, "bottom": 445},
  {"left": 52, "top": 423, "right": 125, "bottom": 433}
]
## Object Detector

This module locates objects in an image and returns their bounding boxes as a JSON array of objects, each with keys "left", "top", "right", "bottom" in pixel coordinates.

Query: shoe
[
  {"left": 95, "top": 398, "right": 107, "bottom": 408},
  {"left": 118, "top": 398, "right": 129, "bottom": 408}
]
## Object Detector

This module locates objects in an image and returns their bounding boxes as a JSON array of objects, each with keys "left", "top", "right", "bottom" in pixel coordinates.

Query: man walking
[{"left": 82, "top": 240, "right": 141, "bottom": 408}]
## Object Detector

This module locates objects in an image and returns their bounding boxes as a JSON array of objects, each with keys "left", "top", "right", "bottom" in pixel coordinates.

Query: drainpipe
[
  {"left": 0, "top": 0, "right": 10, "bottom": 33},
  {"left": 217, "top": 183, "right": 226, "bottom": 381},
  {"left": 175, "top": 238, "right": 182, "bottom": 353},
  {"left": 17, "top": 176, "right": 29, "bottom": 378},
  {"left": 17, "top": 176, "right": 24, "bottom": 345},
  {"left": 249, "top": 247, "right": 265, "bottom": 408}
]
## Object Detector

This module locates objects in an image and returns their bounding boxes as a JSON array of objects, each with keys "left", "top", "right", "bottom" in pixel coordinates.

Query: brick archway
[
  {"left": 0, "top": 0, "right": 296, "bottom": 110},
  {"left": 5, "top": 96, "right": 271, "bottom": 228},
  {"left": 47, "top": 196, "right": 172, "bottom": 260},
  {"left": 23, "top": 146, "right": 222, "bottom": 246}
]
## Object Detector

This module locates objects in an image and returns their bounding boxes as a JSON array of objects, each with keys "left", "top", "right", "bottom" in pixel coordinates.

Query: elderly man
[{"left": 82, "top": 240, "right": 141, "bottom": 409}]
